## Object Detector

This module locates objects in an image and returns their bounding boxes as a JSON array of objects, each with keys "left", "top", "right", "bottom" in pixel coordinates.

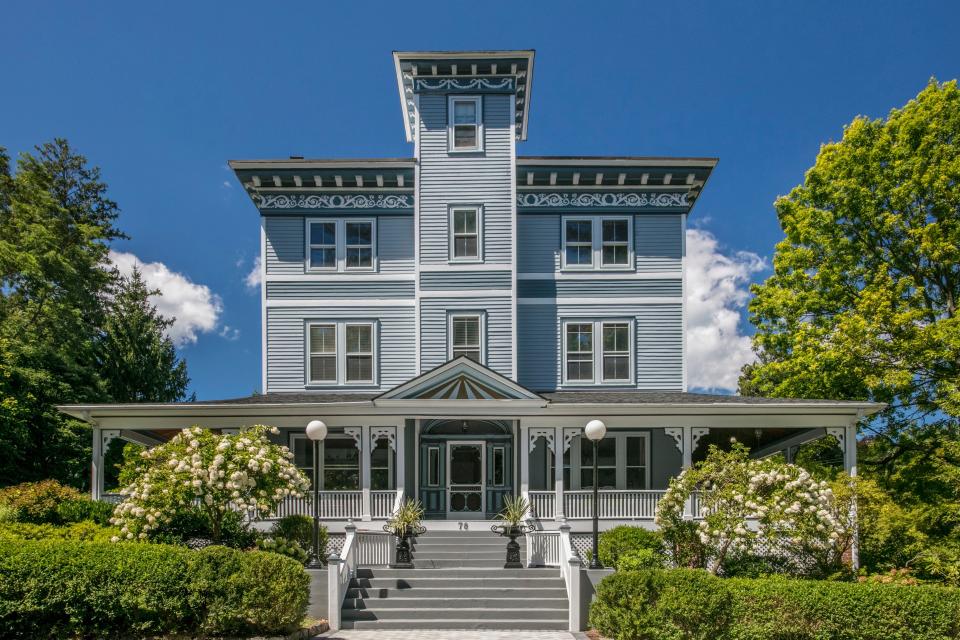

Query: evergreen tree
[{"left": 98, "top": 267, "right": 190, "bottom": 403}]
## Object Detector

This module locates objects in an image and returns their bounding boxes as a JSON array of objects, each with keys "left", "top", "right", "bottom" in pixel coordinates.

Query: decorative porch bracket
[
  {"left": 529, "top": 428, "right": 555, "bottom": 454},
  {"left": 370, "top": 426, "right": 397, "bottom": 451}
]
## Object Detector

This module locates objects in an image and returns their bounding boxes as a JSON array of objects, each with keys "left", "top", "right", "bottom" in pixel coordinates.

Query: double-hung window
[
  {"left": 448, "top": 96, "right": 482, "bottom": 152},
  {"left": 307, "top": 321, "right": 377, "bottom": 385},
  {"left": 563, "top": 319, "right": 634, "bottom": 385},
  {"left": 562, "top": 216, "right": 633, "bottom": 270},
  {"left": 449, "top": 313, "right": 483, "bottom": 363},
  {"left": 308, "top": 221, "right": 337, "bottom": 270},
  {"left": 450, "top": 206, "right": 481, "bottom": 261},
  {"left": 306, "top": 219, "right": 376, "bottom": 272}
]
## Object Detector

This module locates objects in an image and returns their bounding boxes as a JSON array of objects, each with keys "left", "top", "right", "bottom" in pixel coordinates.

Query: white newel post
[
  {"left": 554, "top": 426, "right": 564, "bottom": 521},
  {"left": 327, "top": 555, "right": 342, "bottom": 631},
  {"left": 395, "top": 421, "right": 406, "bottom": 510},
  {"left": 520, "top": 423, "right": 530, "bottom": 504},
  {"left": 568, "top": 556, "right": 582, "bottom": 631},
  {"left": 91, "top": 427, "right": 103, "bottom": 501},
  {"left": 360, "top": 425, "right": 372, "bottom": 521}
]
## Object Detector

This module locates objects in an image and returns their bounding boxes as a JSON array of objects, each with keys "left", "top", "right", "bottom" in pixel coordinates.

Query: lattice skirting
[
  {"left": 326, "top": 533, "right": 345, "bottom": 556},
  {"left": 570, "top": 533, "right": 593, "bottom": 562}
]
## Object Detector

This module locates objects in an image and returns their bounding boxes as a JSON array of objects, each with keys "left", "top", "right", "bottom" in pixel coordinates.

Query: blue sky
[{"left": 2, "top": 1, "right": 958, "bottom": 399}]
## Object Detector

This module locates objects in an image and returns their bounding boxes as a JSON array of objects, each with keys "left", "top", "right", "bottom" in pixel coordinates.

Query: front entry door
[{"left": 447, "top": 442, "right": 485, "bottom": 518}]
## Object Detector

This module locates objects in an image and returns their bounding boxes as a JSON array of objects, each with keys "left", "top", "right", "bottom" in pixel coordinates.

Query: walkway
[{"left": 317, "top": 631, "right": 581, "bottom": 640}]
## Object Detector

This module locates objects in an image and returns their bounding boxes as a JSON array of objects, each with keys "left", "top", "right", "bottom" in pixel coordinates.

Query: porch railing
[
  {"left": 371, "top": 490, "right": 395, "bottom": 519},
  {"left": 269, "top": 492, "right": 363, "bottom": 520},
  {"left": 529, "top": 491, "right": 555, "bottom": 520},
  {"left": 564, "top": 489, "right": 663, "bottom": 519},
  {"left": 526, "top": 529, "right": 561, "bottom": 567}
]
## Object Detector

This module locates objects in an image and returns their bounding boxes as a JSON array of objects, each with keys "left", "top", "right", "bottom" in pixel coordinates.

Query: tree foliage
[
  {"left": 97, "top": 267, "right": 190, "bottom": 403},
  {"left": 740, "top": 79, "right": 960, "bottom": 576},
  {"left": 0, "top": 139, "right": 193, "bottom": 488}
]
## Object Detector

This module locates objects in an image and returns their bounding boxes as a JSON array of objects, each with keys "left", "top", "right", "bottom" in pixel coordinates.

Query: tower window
[{"left": 449, "top": 96, "right": 482, "bottom": 152}]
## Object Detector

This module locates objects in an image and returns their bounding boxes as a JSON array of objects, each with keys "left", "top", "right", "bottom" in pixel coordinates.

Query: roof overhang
[{"left": 392, "top": 50, "right": 535, "bottom": 143}]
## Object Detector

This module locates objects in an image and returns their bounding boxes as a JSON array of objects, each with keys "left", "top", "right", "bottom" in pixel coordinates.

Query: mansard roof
[{"left": 392, "top": 50, "right": 535, "bottom": 143}]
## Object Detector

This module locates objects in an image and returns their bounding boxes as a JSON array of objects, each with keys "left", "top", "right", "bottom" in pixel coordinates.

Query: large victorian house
[{"left": 61, "top": 50, "right": 879, "bottom": 631}]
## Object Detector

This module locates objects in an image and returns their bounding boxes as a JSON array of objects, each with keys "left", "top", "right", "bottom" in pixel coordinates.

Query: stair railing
[
  {"left": 326, "top": 522, "right": 357, "bottom": 632},
  {"left": 558, "top": 522, "right": 582, "bottom": 632}
]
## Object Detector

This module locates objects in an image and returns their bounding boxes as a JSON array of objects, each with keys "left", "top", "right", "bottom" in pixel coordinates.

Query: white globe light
[
  {"left": 584, "top": 419, "right": 607, "bottom": 441},
  {"left": 306, "top": 420, "right": 328, "bottom": 441}
]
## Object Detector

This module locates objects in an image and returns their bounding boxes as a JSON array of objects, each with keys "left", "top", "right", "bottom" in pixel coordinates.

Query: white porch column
[
  {"left": 553, "top": 426, "right": 564, "bottom": 521},
  {"left": 682, "top": 426, "right": 693, "bottom": 518},
  {"left": 395, "top": 420, "right": 406, "bottom": 509},
  {"left": 520, "top": 422, "right": 530, "bottom": 503},
  {"left": 91, "top": 426, "right": 103, "bottom": 501},
  {"left": 360, "top": 425, "right": 371, "bottom": 522},
  {"left": 845, "top": 423, "right": 859, "bottom": 570}
]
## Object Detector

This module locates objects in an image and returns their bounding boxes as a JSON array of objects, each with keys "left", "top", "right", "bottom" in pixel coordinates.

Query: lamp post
[
  {"left": 584, "top": 419, "right": 606, "bottom": 569},
  {"left": 305, "top": 419, "right": 327, "bottom": 568}
]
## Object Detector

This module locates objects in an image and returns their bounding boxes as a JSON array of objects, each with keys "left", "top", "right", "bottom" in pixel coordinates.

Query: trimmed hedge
[
  {"left": 0, "top": 521, "right": 118, "bottom": 543},
  {"left": 590, "top": 569, "right": 960, "bottom": 640},
  {"left": 597, "top": 526, "right": 665, "bottom": 569},
  {"left": 0, "top": 539, "right": 309, "bottom": 639}
]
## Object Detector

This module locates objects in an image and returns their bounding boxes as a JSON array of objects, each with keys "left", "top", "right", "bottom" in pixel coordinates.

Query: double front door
[{"left": 419, "top": 439, "right": 512, "bottom": 519}]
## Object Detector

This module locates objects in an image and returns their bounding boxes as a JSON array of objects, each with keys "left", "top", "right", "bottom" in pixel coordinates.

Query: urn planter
[{"left": 490, "top": 522, "right": 534, "bottom": 568}]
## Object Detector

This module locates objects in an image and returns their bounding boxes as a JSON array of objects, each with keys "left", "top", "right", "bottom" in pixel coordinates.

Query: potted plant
[
  {"left": 490, "top": 495, "right": 534, "bottom": 568},
  {"left": 383, "top": 498, "right": 425, "bottom": 568}
]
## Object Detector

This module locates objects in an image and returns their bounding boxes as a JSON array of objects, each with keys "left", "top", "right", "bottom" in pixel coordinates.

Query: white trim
[
  {"left": 681, "top": 212, "right": 688, "bottom": 391},
  {"left": 560, "top": 216, "right": 593, "bottom": 270},
  {"left": 265, "top": 274, "right": 415, "bottom": 282},
  {"left": 260, "top": 218, "right": 268, "bottom": 393},
  {"left": 267, "top": 299, "right": 415, "bottom": 307},
  {"left": 561, "top": 318, "right": 635, "bottom": 387},
  {"left": 420, "top": 263, "right": 507, "bottom": 272},
  {"left": 306, "top": 322, "right": 338, "bottom": 386},
  {"left": 518, "top": 296, "right": 682, "bottom": 305},
  {"left": 447, "top": 95, "right": 483, "bottom": 153},
  {"left": 413, "top": 92, "right": 422, "bottom": 376},
  {"left": 599, "top": 216, "right": 633, "bottom": 269},
  {"left": 518, "top": 271, "right": 680, "bottom": 280},
  {"left": 305, "top": 320, "right": 378, "bottom": 386},
  {"left": 448, "top": 204, "right": 483, "bottom": 263},
  {"left": 447, "top": 311, "right": 485, "bottom": 364},
  {"left": 304, "top": 218, "right": 378, "bottom": 273},
  {"left": 565, "top": 430, "right": 651, "bottom": 490},
  {"left": 509, "top": 95, "right": 518, "bottom": 379},
  {"left": 560, "top": 215, "right": 635, "bottom": 273},
  {"left": 420, "top": 289, "right": 511, "bottom": 298}
]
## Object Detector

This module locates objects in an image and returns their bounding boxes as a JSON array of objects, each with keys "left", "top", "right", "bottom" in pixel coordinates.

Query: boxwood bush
[
  {"left": 597, "top": 525, "right": 665, "bottom": 568},
  {"left": 590, "top": 569, "right": 960, "bottom": 640},
  {"left": 0, "top": 539, "right": 309, "bottom": 639}
]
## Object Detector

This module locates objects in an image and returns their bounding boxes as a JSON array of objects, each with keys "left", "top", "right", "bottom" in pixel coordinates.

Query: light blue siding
[
  {"left": 265, "top": 305, "right": 416, "bottom": 392},
  {"left": 516, "top": 302, "right": 683, "bottom": 391},
  {"left": 636, "top": 214, "right": 683, "bottom": 272},
  {"left": 418, "top": 94, "right": 513, "bottom": 266},
  {"left": 264, "top": 215, "right": 414, "bottom": 276},
  {"left": 420, "top": 297, "right": 513, "bottom": 377},
  {"left": 517, "top": 215, "right": 559, "bottom": 273},
  {"left": 266, "top": 281, "right": 414, "bottom": 299},
  {"left": 264, "top": 217, "right": 303, "bottom": 275},
  {"left": 517, "top": 278, "right": 682, "bottom": 298},
  {"left": 420, "top": 271, "right": 512, "bottom": 290}
]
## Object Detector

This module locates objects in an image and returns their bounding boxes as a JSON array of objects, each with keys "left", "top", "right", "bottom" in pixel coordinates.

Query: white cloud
[
  {"left": 244, "top": 255, "right": 262, "bottom": 290},
  {"left": 219, "top": 325, "right": 241, "bottom": 341},
  {"left": 685, "top": 229, "right": 767, "bottom": 393},
  {"left": 109, "top": 250, "right": 223, "bottom": 346}
]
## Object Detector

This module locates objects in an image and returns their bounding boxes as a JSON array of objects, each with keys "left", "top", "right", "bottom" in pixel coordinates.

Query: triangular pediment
[{"left": 376, "top": 357, "right": 543, "bottom": 402}]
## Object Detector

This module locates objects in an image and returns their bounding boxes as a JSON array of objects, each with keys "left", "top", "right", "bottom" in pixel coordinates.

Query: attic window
[{"left": 449, "top": 96, "right": 482, "bottom": 152}]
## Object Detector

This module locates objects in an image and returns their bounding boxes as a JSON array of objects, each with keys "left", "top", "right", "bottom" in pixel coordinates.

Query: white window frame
[
  {"left": 561, "top": 217, "right": 594, "bottom": 270},
  {"left": 344, "top": 322, "right": 376, "bottom": 384},
  {"left": 306, "top": 323, "right": 338, "bottom": 385},
  {"left": 561, "top": 318, "right": 635, "bottom": 386},
  {"left": 564, "top": 431, "right": 651, "bottom": 490},
  {"left": 305, "top": 218, "right": 377, "bottom": 273},
  {"left": 448, "top": 205, "right": 483, "bottom": 263},
  {"left": 305, "top": 320, "right": 378, "bottom": 386},
  {"left": 448, "top": 95, "right": 483, "bottom": 153},
  {"left": 600, "top": 320, "right": 633, "bottom": 383},
  {"left": 561, "top": 215, "right": 634, "bottom": 272},
  {"left": 447, "top": 312, "right": 485, "bottom": 364},
  {"left": 288, "top": 431, "right": 363, "bottom": 491},
  {"left": 306, "top": 220, "right": 338, "bottom": 272}
]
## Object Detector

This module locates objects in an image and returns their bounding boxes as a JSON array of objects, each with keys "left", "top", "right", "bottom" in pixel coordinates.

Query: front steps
[{"left": 340, "top": 530, "right": 569, "bottom": 630}]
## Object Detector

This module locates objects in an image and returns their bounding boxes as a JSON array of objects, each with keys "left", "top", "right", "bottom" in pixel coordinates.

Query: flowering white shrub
[
  {"left": 110, "top": 425, "right": 310, "bottom": 543},
  {"left": 655, "top": 443, "right": 848, "bottom": 575}
]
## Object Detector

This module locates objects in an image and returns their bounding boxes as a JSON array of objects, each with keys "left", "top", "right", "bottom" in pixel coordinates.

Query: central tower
[{"left": 393, "top": 51, "right": 536, "bottom": 379}]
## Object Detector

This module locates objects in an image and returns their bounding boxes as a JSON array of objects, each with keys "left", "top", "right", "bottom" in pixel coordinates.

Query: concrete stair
[{"left": 340, "top": 530, "right": 568, "bottom": 630}]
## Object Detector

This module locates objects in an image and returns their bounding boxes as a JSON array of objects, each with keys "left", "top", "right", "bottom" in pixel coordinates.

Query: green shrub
[
  {"left": 590, "top": 569, "right": 730, "bottom": 640},
  {"left": 598, "top": 526, "right": 664, "bottom": 568},
  {"left": 0, "top": 521, "right": 118, "bottom": 543},
  {"left": 0, "top": 480, "right": 84, "bottom": 524},
  {"left": 589, "top": 569, "right": 960, "bottom": 640},
  {"left": 272, "top": 514, "right": 320, "bottom": 552},
  {"left": 0, "top": 539, "right": 309, "bottom": 638},
  {"left": 256, "top": 535, "right": 308, "bottom": 564},
  {"left": 56, "top": 498, "right": 115, "bottom": 526},
  {"left": 617, "top": 548, "right": 665, "bottom": 572},
  {"left": 0, "top": 505, "right": 14, "bottom": 524},
  {"left": 150, "top": 506, "right": 257, "bottom": 549}
]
